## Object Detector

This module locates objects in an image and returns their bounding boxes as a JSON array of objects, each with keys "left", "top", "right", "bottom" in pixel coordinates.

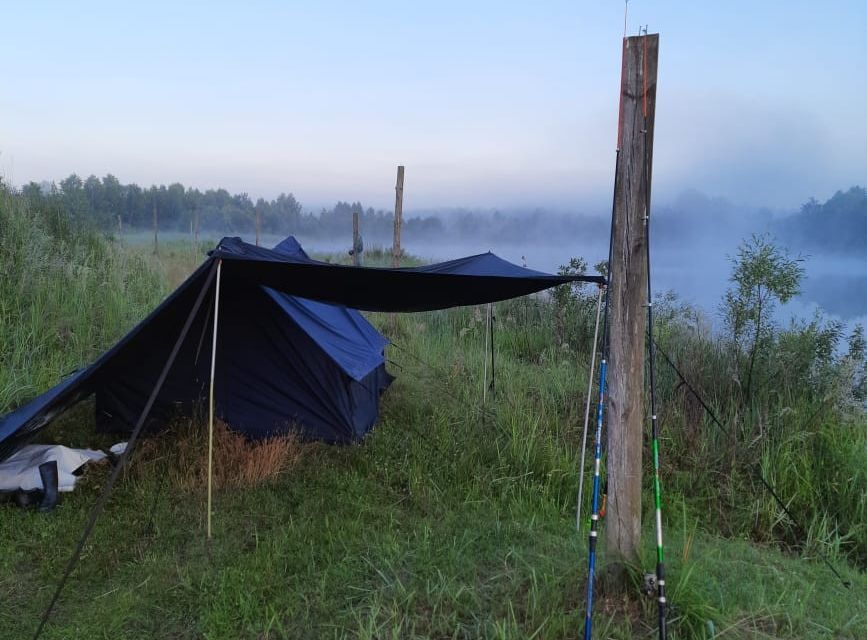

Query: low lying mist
[{"left": 22, "top": 175, "right": 867, "bottom": 334}]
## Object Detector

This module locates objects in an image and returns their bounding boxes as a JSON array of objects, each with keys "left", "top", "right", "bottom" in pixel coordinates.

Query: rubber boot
[{"left": 38, "top": 460, "right": 59, "bottom": 512}]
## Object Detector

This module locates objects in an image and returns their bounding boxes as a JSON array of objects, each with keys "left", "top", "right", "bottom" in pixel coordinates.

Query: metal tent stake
[{"left": 207, "top": 259, "right": 222, "bottom": 539}]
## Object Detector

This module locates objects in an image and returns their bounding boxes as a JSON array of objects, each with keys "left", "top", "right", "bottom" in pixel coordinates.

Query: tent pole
[
  {"left": 577, "top": 285, "right": 604, "bottom": 530},
  {"left": 489, "top": 303, "right": 495, "bottom": 401},
  {"left": 482, "top": 303, "right": 490, "bottom": 405},
  {"left": 207, "top": 259, "right": 223, "bottom": 539}
]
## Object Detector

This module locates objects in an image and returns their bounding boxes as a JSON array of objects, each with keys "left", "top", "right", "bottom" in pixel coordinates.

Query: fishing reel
[{"left": 641, "top": 572, "right": 658, "bottom": 597}]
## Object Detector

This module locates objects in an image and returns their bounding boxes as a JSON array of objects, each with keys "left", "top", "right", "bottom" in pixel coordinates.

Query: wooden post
[
  {"left": 606, "top": 33, "right": 658, "bottom": 567},
  {"left": 194, "top": 207, "right": 199, "bottom": 245},
  {"left": 152, "top": 200, "right": 159, "bottom": 255},
  {"left": 255, "top": 205, "right": 261, "bottom": 247},
  {"left": 392, "top": 165, "right": 404, "bottom": 267},
  {"left": 352, "top": 210, "right": 360, "bottom": 266}
]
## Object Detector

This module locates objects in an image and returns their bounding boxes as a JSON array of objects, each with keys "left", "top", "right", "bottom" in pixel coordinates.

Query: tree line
[
  {"left": 17, "top": 174, "right": 446, "bottom": 239},
  {"left": 12, "top": 174, "right": 866, "bottom": 255},
  {"left": 774, "top": 186, "right": 867, "bottom": 255}
]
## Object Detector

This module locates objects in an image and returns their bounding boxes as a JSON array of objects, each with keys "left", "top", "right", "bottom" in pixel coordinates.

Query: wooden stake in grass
[
  {"left": 390, "top": 165, "right": 405, "bottom": 331},
  {"left": 393, "top": 165, "right": 404, "bottom": 268},
  {"left": 352, "top": 210, "right": 361, "bottom": 266},
  {"left": 255, "top": 203, "right": 261, "bottom": 247}
]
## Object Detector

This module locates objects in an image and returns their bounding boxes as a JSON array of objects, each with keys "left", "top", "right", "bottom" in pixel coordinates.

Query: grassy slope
[{"left": 0, "top": 242, "right": 864, "bottom": 639}]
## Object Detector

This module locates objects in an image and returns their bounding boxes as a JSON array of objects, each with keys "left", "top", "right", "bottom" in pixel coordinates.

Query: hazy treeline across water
[
  {"left": 14, "top": 175, "right": 866, "bottom": 254},
  {"left": 10, "top": 176, "right": 867, "bottom": 324}
]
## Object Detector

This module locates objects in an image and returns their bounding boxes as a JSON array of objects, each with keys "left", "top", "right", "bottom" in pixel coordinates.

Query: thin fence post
[
  {"left": 392, "top": 165, "right": 404, "bottom": 267},
  {"left": 352, "top": 211, "right": 360, "bottom": 266},
  {"left": 255, "top": 207, "right": 261, "bottom": 247}
]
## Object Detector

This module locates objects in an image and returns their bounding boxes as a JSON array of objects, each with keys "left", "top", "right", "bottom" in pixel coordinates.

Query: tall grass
[
  {"left": 654, "top": 313, "right": 867, "bottom": 567},
  {"left": 0, "top": 187, "right": 165, "bottom": 413}
]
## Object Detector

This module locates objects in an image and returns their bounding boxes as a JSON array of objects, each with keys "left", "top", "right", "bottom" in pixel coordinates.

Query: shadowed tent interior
[{"left": 0, "top": 236, "right": 602, "bottom": 461}]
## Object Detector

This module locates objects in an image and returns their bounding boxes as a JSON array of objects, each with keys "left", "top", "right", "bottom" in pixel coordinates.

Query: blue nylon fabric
[
  {"left": 263, "top": 235, "right": 388, "bottom": 382},
  {"left": 263, "top": 290, "right": 387, "bottom": 382},
  {"left": 0, "top": 369, "right": 88, "bottom": 444},
  {"left": 404, "top": 251, "right": 553, "bottom": 278},
  {"left": 211, "top": 236, "right": 602, "bottom": 312},
  {"left": 0, "top": 239, "right": 391, "bottom": 458},
  {"left": 272, "top": 235, "right": 310, "bottom": 259}
]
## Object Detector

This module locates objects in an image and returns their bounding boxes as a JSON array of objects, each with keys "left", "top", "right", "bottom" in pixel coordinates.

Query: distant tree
[
  {"left": 21, "top": 181, "right": 44, "bottom": 203},
  {"left": 101, "top": 174, "right": 124, "bottom": 227},
  {"left": 270, "top": 193, "right": 302, "bottom": 234},
  {"left": 59, "top": 174, "right": 89, "bottom": 224}
]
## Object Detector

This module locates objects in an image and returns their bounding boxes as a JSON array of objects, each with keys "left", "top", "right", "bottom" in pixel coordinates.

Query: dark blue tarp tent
[
  {"left": 0, "top": 237, "right": 603, "bottom": 460},
  {"left": 94, "top": 237, "right": 393, "bottom": 444}
]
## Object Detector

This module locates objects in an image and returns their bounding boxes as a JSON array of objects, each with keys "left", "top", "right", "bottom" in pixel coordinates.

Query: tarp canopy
[
  {"left": 212, "top": 236, "right": 604, "bottom": 312},
  {"left": 0, "top": 236, "right": 603, "bottom": 459}
]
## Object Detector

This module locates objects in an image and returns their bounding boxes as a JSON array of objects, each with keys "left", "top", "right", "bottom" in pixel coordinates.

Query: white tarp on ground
[{"left": 0, "top": 445, "right": 106, "bottom": 492}]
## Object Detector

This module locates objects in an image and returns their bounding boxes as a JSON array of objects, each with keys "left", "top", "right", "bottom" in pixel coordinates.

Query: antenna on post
[{"left": 623, "top": 0, "right": 629, "bottom": 38}]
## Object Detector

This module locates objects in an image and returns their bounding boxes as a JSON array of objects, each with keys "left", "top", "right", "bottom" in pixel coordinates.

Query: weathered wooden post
[
  {"left": 352, "top": 210, "right": 360, "bottom": 266},
  {"left": 606, "top": 33, "right": 658, "bottom": 570},
  {"left": 255, "top": 204, "right": 261, "bottom": 247},
  {"left": 392, "top": 165, "right": 405, "bottom": 267},
  {"left": 193, "top": 205, "right": 199, "bottom": 245}
]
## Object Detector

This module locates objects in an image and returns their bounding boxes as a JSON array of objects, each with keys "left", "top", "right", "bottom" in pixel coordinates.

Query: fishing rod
[
  {"left": 653, "top": 339, "right": 852, "bottom": 591},
  {"left": 583, "top": 51, "right": 623, "bottom": 634},
  {"left": 582, "top": 199, "right": 613, "bottom": 640},
  {"left": 640, "top": 29, "right": 668, "bottom": 640}
]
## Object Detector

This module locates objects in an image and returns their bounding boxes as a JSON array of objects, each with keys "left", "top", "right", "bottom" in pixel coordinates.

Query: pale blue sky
[{"left": 1, "top": 1, "right": 865, "bottom": 211}]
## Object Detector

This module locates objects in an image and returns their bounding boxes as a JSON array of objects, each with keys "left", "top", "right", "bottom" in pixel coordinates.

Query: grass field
[{"left": 1, "top": 193, "right": 865, "bottom": 639}]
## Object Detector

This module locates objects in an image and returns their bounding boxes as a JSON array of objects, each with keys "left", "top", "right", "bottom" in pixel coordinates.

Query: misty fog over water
[{"left": 227, "top": 209, "right": 867, "bottom": 338}]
